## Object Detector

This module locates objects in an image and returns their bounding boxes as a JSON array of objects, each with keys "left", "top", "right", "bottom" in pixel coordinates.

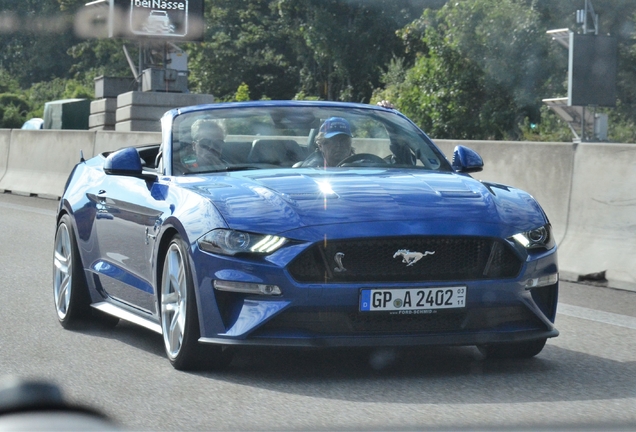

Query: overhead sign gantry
[
  {"left": 544, "top": 0, "right": 617, "bottom": 142},
  {"left": 79, "top": 0, "right": 204, "bottom": 93},
  {"left": 81, "top": 0, "right": 204, "bottom": 41}
]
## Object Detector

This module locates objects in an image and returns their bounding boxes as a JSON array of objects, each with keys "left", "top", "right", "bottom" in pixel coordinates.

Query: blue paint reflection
[{"left": 221, "top": 300, "right": 290, "bottom": 337}]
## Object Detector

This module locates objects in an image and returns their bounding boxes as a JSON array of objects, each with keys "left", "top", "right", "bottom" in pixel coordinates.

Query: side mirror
[
  {"left": 452, "top": 145, "right": 483, "bottom": 173},
  {"left": 104, "top": 147, "right": 143, "bottom": 176}
]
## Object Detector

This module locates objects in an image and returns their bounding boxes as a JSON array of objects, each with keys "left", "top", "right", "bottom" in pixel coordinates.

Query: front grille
[{"left": 288, "top": 236, "right": 522, "bottom": 283}]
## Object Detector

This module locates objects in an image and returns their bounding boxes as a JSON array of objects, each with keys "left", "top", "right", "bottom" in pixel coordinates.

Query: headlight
[
  {"left": 198, "top": 229, "right": 288, "bottom": 256},
  {"left": 509, "top": 224, "right": 555, "bottom": 250}
]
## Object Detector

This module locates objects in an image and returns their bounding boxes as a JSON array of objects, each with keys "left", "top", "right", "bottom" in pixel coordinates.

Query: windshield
[{"left": 170, "top": 104, "right": 452, "bottom": 175}]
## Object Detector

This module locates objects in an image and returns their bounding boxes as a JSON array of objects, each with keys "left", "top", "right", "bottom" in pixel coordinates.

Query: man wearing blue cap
[{"left": 299, "top": 117, "right": 354, "bottom": 167}]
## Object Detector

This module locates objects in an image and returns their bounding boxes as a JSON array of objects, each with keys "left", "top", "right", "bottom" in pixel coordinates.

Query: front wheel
[
  {"left": 53, "top": 215, "right": 120, "bottom": 329},
  {"left": 160, "top": 235, "right": 232, "bottom": 371},
  {"left": 477, "top": 338, "right": 547, "bottom": 359},
  {"left": 53, "top": 215, "right": 91, "bottom": 328}
]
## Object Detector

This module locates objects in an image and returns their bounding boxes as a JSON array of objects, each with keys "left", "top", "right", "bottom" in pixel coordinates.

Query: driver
[
  {"left": 299, "top": 117, "right": 354, "bottom": 167},
  {"left": 181, "top": 119, "right": 227, "bottom": 171}
]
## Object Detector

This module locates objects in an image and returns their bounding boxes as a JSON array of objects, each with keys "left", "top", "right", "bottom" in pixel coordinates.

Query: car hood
[{"left": 177, "top": 169, "right": 546, "bottom": 236}]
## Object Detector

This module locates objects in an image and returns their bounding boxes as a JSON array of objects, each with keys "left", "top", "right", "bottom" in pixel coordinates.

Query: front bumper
[{"left": 193, "top": 237, "right": 559, "bottom": 348}]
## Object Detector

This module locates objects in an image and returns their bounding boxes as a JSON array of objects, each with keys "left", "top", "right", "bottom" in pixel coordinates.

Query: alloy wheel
[
  {"left": 161, "top": 242, "right": 188, "bottom": 360},
  {"left": 53, "top": 223, "right": 73, "bottom": 321}
]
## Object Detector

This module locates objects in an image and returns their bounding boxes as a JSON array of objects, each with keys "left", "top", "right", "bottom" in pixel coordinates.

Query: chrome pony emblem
[
  {"left": 333, "top": 252, "right": 347, "bottom": 273},
  {"left": 393, "top": 249, "right": 435, "bottom": 267}
]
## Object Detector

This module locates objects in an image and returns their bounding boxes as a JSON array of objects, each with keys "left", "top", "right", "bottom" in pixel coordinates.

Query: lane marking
[
  {"left": 0, "top": 201, "right": 57, "bottom": 217},
  {"left": 558, "top": 303, "right": 636, "bottom": 330}
]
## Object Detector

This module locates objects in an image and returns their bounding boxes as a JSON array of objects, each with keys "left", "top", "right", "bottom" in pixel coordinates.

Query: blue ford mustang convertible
[{"left": 53, "top": 101, "right": 559, "bottom": 370}]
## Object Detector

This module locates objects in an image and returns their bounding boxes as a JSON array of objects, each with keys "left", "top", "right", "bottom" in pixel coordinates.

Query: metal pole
[
  {"left": 108, "top": 0, "right": 114, "bottom": 38},
  {"left": 581, "top": 106, "right": 586, "bottom": 142},
  {"left": 164, "top": 42, "right": 168, "bottom": 92},
  {"left": 138, "top": 41, "right": 144, "bottom": 90},
  {"left": 593, "top": 106, "right": 597, "bottom": 141}
]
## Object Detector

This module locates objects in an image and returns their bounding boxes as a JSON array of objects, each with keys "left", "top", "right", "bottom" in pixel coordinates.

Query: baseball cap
[{"left": 320, "top": 117, "right": 352, "bottom": 138}]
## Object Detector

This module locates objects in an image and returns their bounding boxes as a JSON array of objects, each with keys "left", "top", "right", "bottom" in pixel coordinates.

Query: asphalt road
[{"left": 1, "top": 193, "right": 635, "bottom": 431}]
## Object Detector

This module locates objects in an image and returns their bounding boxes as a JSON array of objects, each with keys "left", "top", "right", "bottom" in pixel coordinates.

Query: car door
[{"left": 90, "top": 173, "right": 168, "bottom": 314}]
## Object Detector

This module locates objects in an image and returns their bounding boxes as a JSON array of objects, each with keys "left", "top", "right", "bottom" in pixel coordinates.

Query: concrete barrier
[
  {"left": 0, "top": 130, "right": 161, "bottom": 198},
  {"left": 0, "top": 130, "right": 10, "bottom": 185},
  {"left": 93, "top": 130, "right": 161, "bottom": 156},
  {"left": 0, "top": 130, "right": 95, "bottom": 198},
  {"left": 435, "top": 140, "right": 575, "bottom": 245},
  {"left": 557, "top": 142, "right": 636, "bottom": 290}
]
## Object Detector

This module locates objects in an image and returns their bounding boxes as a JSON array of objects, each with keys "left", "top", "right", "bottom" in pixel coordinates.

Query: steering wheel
[{"left": 337, "top": 153, "right": 389, "bottom": 167}]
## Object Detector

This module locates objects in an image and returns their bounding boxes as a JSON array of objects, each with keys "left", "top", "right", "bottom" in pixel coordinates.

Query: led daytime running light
[
  {"left": 512, "top": 233, "right": 530, "bottom": 248},
  {"left": 250, "top": 235, "right": 286, "bottom": 253}
]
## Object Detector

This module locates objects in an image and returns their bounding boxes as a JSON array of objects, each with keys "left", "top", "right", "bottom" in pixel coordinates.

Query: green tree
[
  {"left": 0, "top": 0, "right": 79, "bottom": 88},
  {"left": 186, "top": 0, "right": 426, "bottom": 102},
  {"left": 0, "top": 68, "right": 20, "bottom": 94},
  {"left": 67, "top": 38, "right": 136, "bottom": 84},
  {"left": 187, "top": 0, "right": 300, "bottom": 101},
  {"left": 234, "top": 82, "right": 251, "bottom": 101},
  {"left": 277, "top": 0, "right": 424, "bottom": 102},
  {"left": 0, "top": 93, "right": 30, "bottom": 128},
  {"left": 393, "top": 0, "right": 552, "bottom": 139}
]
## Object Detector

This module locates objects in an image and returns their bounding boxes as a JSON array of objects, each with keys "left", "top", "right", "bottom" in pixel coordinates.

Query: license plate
[{"left": 359, "top": 286, "right": 466, "bottom": 312}]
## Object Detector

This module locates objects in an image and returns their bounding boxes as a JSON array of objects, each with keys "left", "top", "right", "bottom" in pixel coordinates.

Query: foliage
[
  {"left": 0, "top": 69, "right": 20, "bottom": 94},
  {"left": 276, "top": 0, "right": 422, "bottom": 103},
  {"left": 0, "top": 105, "right": 27, "bottom": 129},
  {"left": 0, "top": 0, "right": 79, "bottom": 88},
  {"left": 234, "top": 83, "right": 251, "bottom": 102},
  {"left": 0, "top": 93, "right": 29, "bottom": 128},
  {"left": 187, "top": 0, "right": 300, "bottom": 101},
  {"left": 0, "top": 94, "right": 30, "bottom": 113},
  {"left": 609, "top": 102, "right": 636, "bottom": 143},
  {"left": 26, "top": 80, "right": 67, "bottom": 111},
  {"left": 292, "top": 91, "right": 320, "bottom": 101},
  {"left": 519, "top": 106, "right": 572, "bottom": 142},
  {"left": 389, "top": 0, "right": 552, "bottom": 139},
  {"left": 186, "top": 0, "right": 425, "bottom": 102},
  {"left": 67, "top": 39, "right": 136, "bottom": 84}
]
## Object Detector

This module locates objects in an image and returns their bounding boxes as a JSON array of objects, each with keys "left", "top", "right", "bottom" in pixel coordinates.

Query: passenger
[
  {"left": 376, "top": 100, "right": 417, "bottom": 165},
  {"left": 389, "top": 137, "right": 417, "bottom": 165},
  {"left": 299, "top": 117, "right": 354, "bottom": 167},
  {"left": 181, "top": 119, "right": 227, "bottom": 171}
]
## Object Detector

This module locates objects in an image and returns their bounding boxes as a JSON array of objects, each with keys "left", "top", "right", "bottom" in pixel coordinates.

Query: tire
[
  {"left": 53, "top": 215, "right": 120, "bottom": 330},
  {"left": 477, "top": 338, "right": 547, "bottom": 359},
  {"left": 53, "top": 214, "right": 92, "bottom": 329},
  {"left": 160, "top": 235, "right": 233, "bottom": 371}
]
